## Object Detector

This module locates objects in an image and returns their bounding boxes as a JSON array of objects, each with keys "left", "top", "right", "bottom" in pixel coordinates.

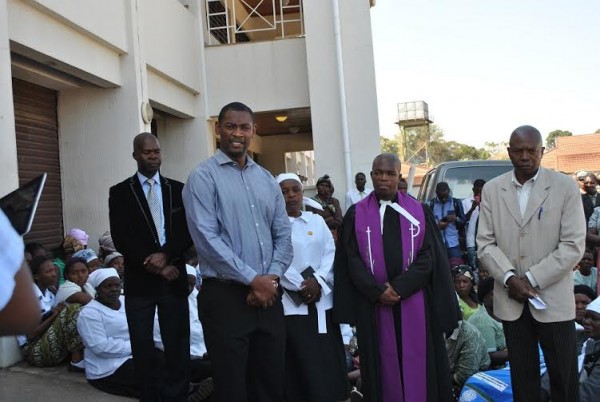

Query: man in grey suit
[{"left": 477, "top": 125, "right": 586, "bottom": 402}]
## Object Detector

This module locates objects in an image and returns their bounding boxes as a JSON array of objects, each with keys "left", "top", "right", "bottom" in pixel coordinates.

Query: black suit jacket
[
  {"left": 109, "top": 174, "right": 192, "bottom": 297},
  {"left": 582, "top": 193, "right": 600, "bottom": 223}
]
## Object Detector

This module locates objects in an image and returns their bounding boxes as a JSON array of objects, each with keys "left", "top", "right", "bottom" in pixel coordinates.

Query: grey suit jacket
[{"left": 477, "top": 167, "right": 586, "bottom": 322}]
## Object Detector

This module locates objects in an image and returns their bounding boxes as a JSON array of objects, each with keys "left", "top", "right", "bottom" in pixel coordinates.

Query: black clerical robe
[{"left": 333, "top": 202, "right": 459, "bottom": 402}]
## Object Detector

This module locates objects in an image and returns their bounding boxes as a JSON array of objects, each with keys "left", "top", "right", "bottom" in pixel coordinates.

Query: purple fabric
[{"left": 354, "top": 192, "right": 427, "bottom": 402}]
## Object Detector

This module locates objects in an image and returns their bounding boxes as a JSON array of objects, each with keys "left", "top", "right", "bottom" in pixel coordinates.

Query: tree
[
  {"left": 380, "top": 135, "right": 399, "bottom": 155},
  {"left": 546, "top": 130, "right": 572, "bottom": 148},
  {"left": 594, "top": 129, "right": 600, "bottom": 134},
  {"left": 381, "top": 124, "right": 490, "bottom": 165},
  {"left": 483, "top": 141, "right": 509, "bottom": 156}
]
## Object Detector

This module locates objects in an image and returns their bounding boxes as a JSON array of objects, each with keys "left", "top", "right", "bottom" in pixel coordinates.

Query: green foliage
[
  {"left": 380, "top": 124, "right": 490, "bottom": 165},
  {"left": 546, "top": 130, "right": 572, "bottom": 148},
  {"left": 380, "top": 135, "right": 399, "bottom": 155}
]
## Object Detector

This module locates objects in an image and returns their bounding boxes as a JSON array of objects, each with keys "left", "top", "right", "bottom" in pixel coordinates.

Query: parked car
[{"left": 417, "top": 160, "right": 513, "bottom": 202}]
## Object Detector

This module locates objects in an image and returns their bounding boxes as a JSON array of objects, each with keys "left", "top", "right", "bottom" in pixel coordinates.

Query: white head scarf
[
  {"left": 88, "top": 268, "right": 120, "bottom": 288},
  {"left": 276, "top": 173, "right": 302, "bottom": 187},
  {"left": 276, "top": 173, "right": 324, "bottom": 211},
  {"left": 587, "top": 296, "right": 600, "bottom": 314},
  {"left": 104, "top": 252, "right": 123, "bottom": 266}
]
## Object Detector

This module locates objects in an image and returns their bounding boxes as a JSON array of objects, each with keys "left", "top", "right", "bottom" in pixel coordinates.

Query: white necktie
[{"left": 146, "top": 178, "right": 164, "bottom": 244}]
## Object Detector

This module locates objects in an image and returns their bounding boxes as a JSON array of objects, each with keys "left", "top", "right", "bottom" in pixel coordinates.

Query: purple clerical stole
[{"left": 354, "top": 192, "right": 427, "bottom": 402}]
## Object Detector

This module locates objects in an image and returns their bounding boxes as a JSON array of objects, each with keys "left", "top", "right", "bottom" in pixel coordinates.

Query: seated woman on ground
[
  {"left": 453, "top": 265, "right": 480, "bottom": 321},
  {"left": 467, "top": 276, "right": 508, "bottom": 368},
  {"left": 18, "top": 255, "right": 85, "bottom": 370},
  {"left": 446, "top": 309, "right": 491, "bottom": 396},
  {"left": 575, "top": 285, "right": 596, "bottom": 354},
  {"left": 55, "top": 257, "right": 96, "bottom": 305},
  {"left": 72, "top": 248, "right": 102, "bottom": 273},
  {"left": 77, "top": 268, "right": 139, "bottom": 398},
  {"left": 53, "top": 235, "right": 85, "bottom": 286},
  {"left": 574, "top": 250, "right": 598, "bottom": 294},
  {"left": 103, "top": 252, "right": 125, "bottom": 280},
  {"left": 578, "top": 296, "right": 600, "bottom": 402}
]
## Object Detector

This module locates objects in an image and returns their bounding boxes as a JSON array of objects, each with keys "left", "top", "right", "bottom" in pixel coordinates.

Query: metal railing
[{"left": 205, "top": 0, "right": 304, "bottom": 45}]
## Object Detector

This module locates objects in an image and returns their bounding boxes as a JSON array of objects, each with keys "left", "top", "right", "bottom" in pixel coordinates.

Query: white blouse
[
  {"left": 55, "top": 280, "right": 96, "bottom": 304},
  {"left": 76, "top": 297, "right": 131, "bottom": 380},
  {"left": 281, "top": 211, "right": 335, "bottom": 333}
]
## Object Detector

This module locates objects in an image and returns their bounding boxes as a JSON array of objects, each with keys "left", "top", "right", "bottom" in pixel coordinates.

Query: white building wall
[
  {"left": 0, "top": 0, "right": 18, "bottom": 197},
  {"left": 303, "top": 0, "right": 380, "bottom": 199},
  {"left": 8, "top": 0, "right": 125, "bottom": 87},
  {"left": 0, "top": 0, "right": 380, "bottom": 365},
  {"left": 205, "top": 38, "right": 310, "bottom": 115},
  {"left": 58, "top": 0, "right": 147, "bottom": 243}
]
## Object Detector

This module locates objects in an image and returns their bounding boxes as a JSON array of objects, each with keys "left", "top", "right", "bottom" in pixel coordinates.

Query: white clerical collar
[{"left": 378, "top": 198, "right": 421, "bottom": 235}]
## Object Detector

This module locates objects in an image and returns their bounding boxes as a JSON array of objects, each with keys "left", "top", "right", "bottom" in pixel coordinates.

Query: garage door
[{"left": 13, "top": 78, "right": 64, "bottom": 251}]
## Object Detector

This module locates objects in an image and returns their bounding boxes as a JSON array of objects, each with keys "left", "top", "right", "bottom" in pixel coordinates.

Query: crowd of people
[{"left": 1, "top": 107, "right": 600, "bottom": 402}]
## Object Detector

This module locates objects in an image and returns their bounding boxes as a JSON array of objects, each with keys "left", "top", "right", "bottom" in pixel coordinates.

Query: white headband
[
  {"left": 276, "top": 173, "right": 302, "bottom": 187},
  {"left": 88, "top": 267, "right": 120, "bottom": 288},
  {"left": 587, "top": 296, "right": 600, "bottom": 314}
]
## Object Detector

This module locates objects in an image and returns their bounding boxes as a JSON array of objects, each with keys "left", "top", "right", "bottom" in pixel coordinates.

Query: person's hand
[
  {"left": 506, "top": 276, "right": 537, "bottom": 303},
  {"left": 438, "top": 221, "right": 449, "bottom": 230},
  {"left": 144, "top": 252, "right": 168, "bottom": 274},
  {"left": 378, "top": 283, "right": 401, "bottom": 306},
  {"left": 52, "top": 302, "right": 66, "bottom": 315},
  {"left": 446, "top": 213, "right": 457, "bottom": 223},
  {"left": 246, "top": 291, "right": 260, "bottom": 307},
  {"left": 159, "top": 265, "right": 179, "bottom": 282},
  {"left": 300, "top": 277, "right": 321, "bottom": 304},
  {"left": 249, "top": 275, "right": 279, "bottom": 308}
]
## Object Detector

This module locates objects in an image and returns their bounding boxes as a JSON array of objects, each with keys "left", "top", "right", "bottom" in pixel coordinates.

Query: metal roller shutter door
[{"left": 13, "top": 78, "right": 64, "bottom": 251}]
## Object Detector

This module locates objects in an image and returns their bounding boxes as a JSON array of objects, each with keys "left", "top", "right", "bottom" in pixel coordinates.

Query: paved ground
[{"left": 0, "top": 362, "right": 133, "bottom": 402}]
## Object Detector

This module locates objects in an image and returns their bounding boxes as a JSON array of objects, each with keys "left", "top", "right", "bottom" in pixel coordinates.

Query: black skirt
[{"left": 284, "top": 305, "right": 349, "bottom": 402}]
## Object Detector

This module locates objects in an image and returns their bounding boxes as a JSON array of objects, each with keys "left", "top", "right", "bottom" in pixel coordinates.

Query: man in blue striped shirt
[{"left": 183, "top": 102, "right": 292, "bottom": 402}]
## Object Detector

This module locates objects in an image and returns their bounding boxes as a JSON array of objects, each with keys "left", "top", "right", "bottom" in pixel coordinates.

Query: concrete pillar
[{"left": 303, "top": 0, "right": 380, "bottom": 206}]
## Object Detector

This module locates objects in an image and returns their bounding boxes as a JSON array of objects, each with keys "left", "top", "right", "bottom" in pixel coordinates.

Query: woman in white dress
[
  {"left": 277, "top": 173, "right": 349, "bottom": 402},
  {"left": 77, "top": 268, "right": 139, "bottom": 398}
]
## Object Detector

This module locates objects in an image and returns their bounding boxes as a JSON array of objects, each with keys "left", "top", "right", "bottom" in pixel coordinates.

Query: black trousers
[
  {"left": 89, "top": 358, "right": 140, "bottom": 398},
  {"left": 503, "top": 304, "right": 579, "bottom": 402},
  {"left": 126, "top": 288, "right": 190, "bottom": 402},
  {"left": 190, "top": 357, "right": 212, "bottom": 383},
  {"left": 198, "top": 279, "right": 285, "bottom": 402}
]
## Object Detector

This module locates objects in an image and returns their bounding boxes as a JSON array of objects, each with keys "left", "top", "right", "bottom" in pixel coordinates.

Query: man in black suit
[
  {"left": 109, "top": 132, "right": 192, "bottom": 402},
  {"left": 582, "top": 173, "right": 600, "bottom": 223}
]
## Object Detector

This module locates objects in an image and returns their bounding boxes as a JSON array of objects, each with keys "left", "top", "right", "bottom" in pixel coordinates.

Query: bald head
[
  {"left": 507, "top": 125, "right": 544, "bottom": 183},
  {"left": 509, "top": 125, "right": 542, "bottom": 148},
  {"left": 372, "top": 153, "right": 401, "bottom": 171},
  {"left": 371, "top": 153, "right": 401, "bottom": 201}
]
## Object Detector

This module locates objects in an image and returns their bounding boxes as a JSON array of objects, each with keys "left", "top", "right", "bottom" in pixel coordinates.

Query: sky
[{"left": 370, "top": 0, "right": 600, "bottom": 149}]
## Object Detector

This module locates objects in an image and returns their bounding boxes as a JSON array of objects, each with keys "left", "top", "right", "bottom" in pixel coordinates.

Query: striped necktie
[{"left": 146, "top": 178, "right": 163, "bottom": 244}]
